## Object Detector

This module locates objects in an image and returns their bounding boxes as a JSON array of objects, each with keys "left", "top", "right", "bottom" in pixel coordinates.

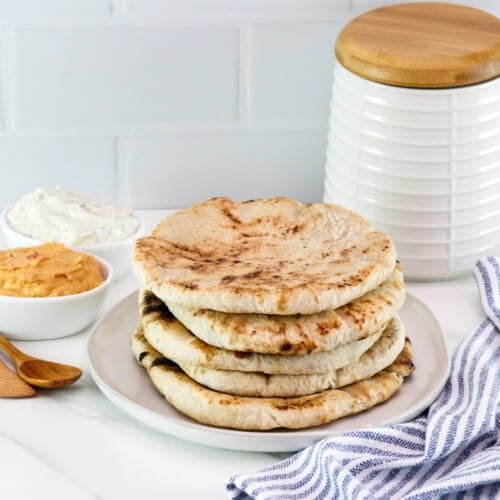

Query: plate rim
[{"left": 87, "top": 290, "right": 450, "bottom": 453}]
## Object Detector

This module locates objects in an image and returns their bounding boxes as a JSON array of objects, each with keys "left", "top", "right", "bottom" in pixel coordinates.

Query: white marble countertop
[{"left": 0, "top": 209, "right": 486, "bottom": 500}]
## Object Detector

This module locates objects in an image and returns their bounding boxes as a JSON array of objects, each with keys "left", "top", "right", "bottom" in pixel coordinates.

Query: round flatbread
[
  {"left": 178, "top": 316, "right": 405, "bottom": 397},
  {"left": 163, "top": 265, "right": 404, "bottom": 355},
  {"left": 140, "top": 289, "right": 385, "bottom": 374},
  {"left": 131, "top": 328, "right": 415, "bottom": 431},
  {"left": 133, "top": 197, "right": 397, "bottom": 315}
]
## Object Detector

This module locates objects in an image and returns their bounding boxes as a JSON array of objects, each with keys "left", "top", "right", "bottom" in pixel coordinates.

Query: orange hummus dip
[{"left": 0, "top": 242, "right": 105, "bottom": 297}]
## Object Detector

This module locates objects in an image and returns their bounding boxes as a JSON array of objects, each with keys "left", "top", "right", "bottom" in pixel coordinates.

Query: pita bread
[
  {"left": 131, "top": 327, "right": 415, "bottom": 430},
  {"left": 133, "top": 197, "right": 397, "bottom": 315},
  {"left": 178, "top": 316, "right": 405, "bottom": 397},
  {"left": 161, "top": 265, "right": 404, "bottom": 355},
  {"left": 140, "top": 289, "right": 384, "bottom": 374}
]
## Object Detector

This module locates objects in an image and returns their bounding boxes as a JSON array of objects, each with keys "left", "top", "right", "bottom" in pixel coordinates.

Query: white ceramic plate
[{"left": 87, "top": 291, "right": 450, "bottom": 453}]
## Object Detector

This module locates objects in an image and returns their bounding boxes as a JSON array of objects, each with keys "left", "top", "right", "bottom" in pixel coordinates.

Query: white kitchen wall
[{"left": 0, "top": 0, "right": 498, "bottom": 209}]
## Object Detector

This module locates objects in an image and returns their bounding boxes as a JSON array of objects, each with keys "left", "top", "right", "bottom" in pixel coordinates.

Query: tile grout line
[{"left": 110, "top": 0, "right": 124, "bottom": 17}]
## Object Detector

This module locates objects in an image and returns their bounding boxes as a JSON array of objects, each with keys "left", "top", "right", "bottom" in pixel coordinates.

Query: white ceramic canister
[{"left": 323, "top": 2, "right": 500, "bottom": 280}]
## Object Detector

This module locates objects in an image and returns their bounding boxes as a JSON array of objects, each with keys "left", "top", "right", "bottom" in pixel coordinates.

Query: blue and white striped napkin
[{"left": 226, "top": 257, "right": 500, "bottom": 499}]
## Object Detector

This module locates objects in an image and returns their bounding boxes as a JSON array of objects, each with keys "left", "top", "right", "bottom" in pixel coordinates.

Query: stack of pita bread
[{"left": 131, "top": 197, "right": 414, "bottom": 431}]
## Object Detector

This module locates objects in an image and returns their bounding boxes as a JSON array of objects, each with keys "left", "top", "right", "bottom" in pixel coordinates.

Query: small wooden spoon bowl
[{"left": 0, "top": 335, "right": 82, "bottom": 389}]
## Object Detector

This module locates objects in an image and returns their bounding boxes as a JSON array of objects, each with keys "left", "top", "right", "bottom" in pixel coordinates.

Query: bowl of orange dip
[{"left": 0, "top": 242, "right": 112, "bottom": 340}]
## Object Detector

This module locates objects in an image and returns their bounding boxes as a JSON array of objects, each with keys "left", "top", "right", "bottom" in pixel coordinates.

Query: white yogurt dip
[{"left": 7, "top": 187, "right": 141, "bottom": 246}]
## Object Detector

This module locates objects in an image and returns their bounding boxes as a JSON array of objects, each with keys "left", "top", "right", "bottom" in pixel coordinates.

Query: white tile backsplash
[
  {"left": 0, "top": 137, "right": 115, "bottom": 207},
  {"left": 0, "top": 0, "right": 111, "bottom": 18},
  {"left": 13, "top": 26, "right": 238, "bottom": 130},
  {"left": 250, "top": 21, "right": 342, "bottom": 123},
  {"left": 120, "top": 131, "right": 327, "bottom": 208},
  {"left": 118, "top": 1, "right": 352, "bottom": 18},
  {"left": 0, "top": 0, "right": 497, "bottom": 210}
]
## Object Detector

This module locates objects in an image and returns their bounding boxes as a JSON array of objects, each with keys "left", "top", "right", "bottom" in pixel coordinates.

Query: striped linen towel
[{"left": 226, "top": 257, "right": 500, "bottom": 500}]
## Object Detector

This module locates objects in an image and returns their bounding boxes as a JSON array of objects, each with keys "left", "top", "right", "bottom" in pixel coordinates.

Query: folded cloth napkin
[{"left": 226, "top": 257, "right": 500, "bottom": 500}]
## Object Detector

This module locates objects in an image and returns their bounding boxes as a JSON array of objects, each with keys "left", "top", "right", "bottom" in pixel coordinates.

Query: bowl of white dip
[{"left": 1, "top": 188, "right": 143, "bottom": 280}]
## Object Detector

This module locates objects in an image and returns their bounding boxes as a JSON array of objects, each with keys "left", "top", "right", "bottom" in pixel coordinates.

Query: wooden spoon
[
  {"left": 0, "top": 359, "right": 36, "bottom": 398},
  {"left": 0, "top": 335, "right": 82, "bottom": 389}
]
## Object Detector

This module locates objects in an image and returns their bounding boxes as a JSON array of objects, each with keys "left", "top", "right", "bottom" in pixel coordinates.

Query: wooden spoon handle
[
  {"left": 0, "top": 359, "right": 36, "bottom": 398},
  {"left": 0, "top": 335, "right": 33, "bottom": 364}
]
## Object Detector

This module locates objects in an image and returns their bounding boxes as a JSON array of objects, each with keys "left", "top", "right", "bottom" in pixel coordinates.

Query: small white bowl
[
  {"left": 0, "top": 255, "right": 113, "bottom": 340},
  {"left": 0, "top": 208, "right": 143, "bottom": 281}
]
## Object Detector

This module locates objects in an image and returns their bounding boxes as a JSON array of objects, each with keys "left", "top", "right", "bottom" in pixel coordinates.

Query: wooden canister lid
[{"left": 335, "top": 2, "right": 500, "bottom": 88}]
